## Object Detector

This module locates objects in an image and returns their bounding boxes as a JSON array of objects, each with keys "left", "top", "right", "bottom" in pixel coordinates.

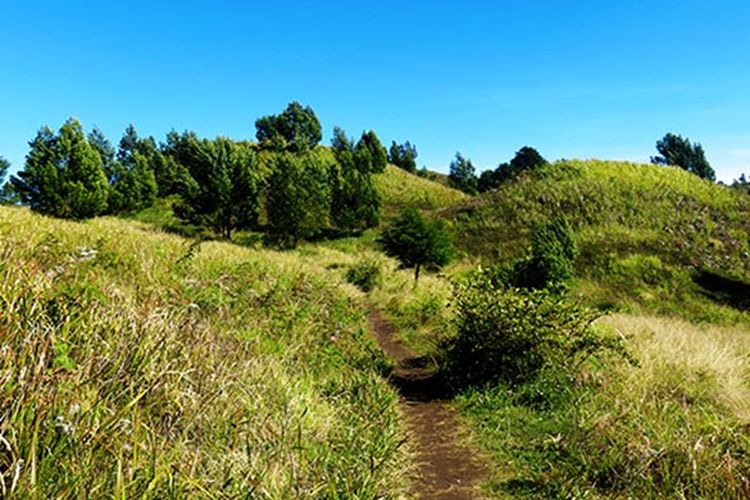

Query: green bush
[
  {"left": 346, "top": 260, "right": 381, "bottom": 292},
  {"left": 443, "top": 268, "right": 624, "bottom": 387}
]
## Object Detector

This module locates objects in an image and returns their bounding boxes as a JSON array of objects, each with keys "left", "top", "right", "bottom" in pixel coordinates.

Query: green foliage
[
  {"left": 510, "top": 218, "right": 578, "bottom": 290},
  {"left": 0, "top": 206, "right": 407, "bottom": 497},
  {"left": 443, "top": 268, "right": 622, "bottom": 387},
  {"left": 478, "top": 146, "right": 548, "bottom": 193},
  {"left": 448, "top": 152, "right": 478, "bottom": 195},
  {"left": 346, "top": 259, "right": 382, "bottom": 292},
  {"left": 267, "top": 151, "right": 332, "bottom": 247},
  {"left": 379, "top": 206, "right": 453, "bottom": 281},
  {"left": 330, "top": 128, "right": 382, "bottom": 232},
  {"left": 173, "top": 135, "right": 260, "bottom": 238},
  {"left": 11, "top": 118, "right": 109, "bottom": 219},
  {"left": 652, "top": 132, "right": 715, "bottom": 181},
  {"left": 388, "top": 140, "right": 418, "bottom": 173},
  {"left": 0, "top": 155, "right": 14, "bottom": 204},
  {"left": 373, "top": 165, "right": 467, "bottom": 218},
  {"left": 255, "top": 101, "right": 322, "bottom": 153},
  {"left": 446, "top": 159, "right": 750, "bottom": 322},
  {"left": 731, "top": 173, "right": 750, "bottom": 196}
]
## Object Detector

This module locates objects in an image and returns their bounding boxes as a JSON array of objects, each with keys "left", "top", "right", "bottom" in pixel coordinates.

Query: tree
[
  {"left": 651, "top": 133, "right": 715, "bottom": 181},
  {"left": 11, "top": 119, "right": 109, "bottom": 219},
  {"left": 732, "top": 173, "right": 750, "bottom": 196},
  {"left": 104, "top": 125, "right": 158, "bottom": 213},
  {"left": 379, "top": 206, "right": 453, "bottom": 281},
  {"left": 0, "top": 156, "right": 15, "bottom": 204},
  {"left": 388, "top": 141, "right": 418, "bottom": 173},
  {"left": 266, "top": 150, "right": 332, "bottom": 247},
  {"left": 448, "top": 152, "right": 478, "bottom": 194},
  {"left": 477, "top": 146, "right": 548, "bottom": 193},
  {"left": 330, "top": 128, "right": 382, "bottom": 232},
  {"left": 173, "top": 135, "right": 260, "bottom": 239},
  {"left": 255, "top": 101, "right": 322, "bottom": 153}
]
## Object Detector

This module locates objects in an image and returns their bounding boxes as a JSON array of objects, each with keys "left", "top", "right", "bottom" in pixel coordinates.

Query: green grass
[
  {"left": 374, "top": 165, "right": 468, "bottom": 218},
  {"left": 456, "top": 315, "right": 750, "bottom": 498},
  {"left": 445, "top": 160, "right": 750, "bottom": 323},
  {"left": 0, "top": 206, "right": 408, "bottom": 498}
]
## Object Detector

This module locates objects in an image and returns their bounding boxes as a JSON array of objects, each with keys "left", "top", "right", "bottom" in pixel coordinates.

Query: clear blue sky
[{"left": 2, "top": 0, "right": 750, "bottom": 181}]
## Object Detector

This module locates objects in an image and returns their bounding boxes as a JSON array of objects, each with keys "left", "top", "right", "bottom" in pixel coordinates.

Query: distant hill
[
  {"left": 444, "top": 160, "right": 750, "bottom": 321},
  {"left": 374, "top": 164, "right": 468, "bottom": 216}
]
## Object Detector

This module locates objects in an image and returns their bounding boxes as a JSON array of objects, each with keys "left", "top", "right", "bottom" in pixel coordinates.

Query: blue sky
[{"left": 2, "top": 0, "right": 750, "bottom": 181}]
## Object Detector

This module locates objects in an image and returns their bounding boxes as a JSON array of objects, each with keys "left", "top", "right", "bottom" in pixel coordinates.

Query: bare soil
[{"left": 367, "top": 309, "right": 489, "bottom": 499}]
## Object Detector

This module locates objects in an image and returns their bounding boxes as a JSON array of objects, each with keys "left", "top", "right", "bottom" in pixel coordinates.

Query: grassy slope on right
[{"left": 444, "top": 159, "right": 750, "bottom": 323}]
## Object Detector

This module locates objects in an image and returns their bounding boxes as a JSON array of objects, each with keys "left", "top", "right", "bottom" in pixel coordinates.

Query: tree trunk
[{"left": 414, "top": 263, "right": 421, "bottom": 282}]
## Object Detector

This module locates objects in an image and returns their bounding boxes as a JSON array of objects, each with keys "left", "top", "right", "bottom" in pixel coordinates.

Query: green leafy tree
[
  {"left": 105, "top": 125, "right": 158, "bottom": 213},
  {"left": 0, "top": 156, "right": 15, "bottom": 204},
  {"left": 478, "top": 146, "right": 547, "bottom": 193},
  {"left": 174, "top": 136, "right": 260, "bottom": 238},
  {"left": 732, "top": 173, "right": 750, "bottom": 196},
  {"left": 388, "top": 141, "right": 418, "bottom": 173},
  {"left": 651, "top": 133, "right": 715, "bottom": 181},
  {"left": 379, "top": 206, "right": 453, "bottom": 281},
  {"left": 267, "top": 151, "right": 332, "bottom": 247},
  {"left": 255, "top": 101, "right": 322, "bottom": 153},
  {"left": 330, "top": 128, "right": 382, "bottom": 231},
  {"left": 448, "top": 152, "right": 478, "bottom": 194},
  {"left": 11, "top": 119, "right": 109, "bottom": 219},
  {"left": 119, "top": 125, "right": 182, "bottom": 197}
]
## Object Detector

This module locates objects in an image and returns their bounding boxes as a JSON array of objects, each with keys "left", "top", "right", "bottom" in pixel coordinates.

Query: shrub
[
  {"left": 505, "top": 218, "right": 578, "bottom": 291},
  {"left": 442, "top": 268, "right": 625, "bottom": 387},
  {"left": 346, "top": 260, "right": 381, "bottom": 292}
]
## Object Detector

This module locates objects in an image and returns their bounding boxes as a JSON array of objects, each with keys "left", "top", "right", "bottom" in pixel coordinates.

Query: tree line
[{"left": 2, "top": 102, "right": 388, "bottom": 247}]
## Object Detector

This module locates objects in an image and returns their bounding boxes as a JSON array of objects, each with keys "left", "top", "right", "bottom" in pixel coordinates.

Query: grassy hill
[
  {"left": 0, "top": 206, "right": 408, "bottom": 497},
  {"left": 444, "top": 160, "right": 750, "bottom": 322},
  {"left": 374, "top": 164, "right": 468, "bottom": 217}
]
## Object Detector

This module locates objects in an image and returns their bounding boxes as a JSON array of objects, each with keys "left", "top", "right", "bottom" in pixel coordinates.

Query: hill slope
[
  {"left": 445, "top": 160, "right": 750, "bottom": 321},
  {"left": 374, "top": 164, "right": 468, "bottom": 216},
  {"left": 0, "top": 206, "right": 407, "bottom": 497}
]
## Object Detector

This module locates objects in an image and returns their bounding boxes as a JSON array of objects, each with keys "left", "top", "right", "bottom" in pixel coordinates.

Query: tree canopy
[
  {"left": 173, "top": 134, "right": 260, "bottom": 238},
  {"left": 448, "top": 152, "right": 478, "bottom": 195},
  {"left": 477, "top": 146, "right": 548, "bottom": 193},
  {"left": 11, "top": 119, "right": 109, "bottom": 219},
  {"left": 388, "top": 141, "right": 418, "bottom": 173},
  {"left": 651, "top": 133, "right": 715, "bottom": 181},
  {"left": 255, "top": 101, "right": 322, "bottom": 153},
  {"left": 379, "top": 206, "right": 453, "bottom": 281}
]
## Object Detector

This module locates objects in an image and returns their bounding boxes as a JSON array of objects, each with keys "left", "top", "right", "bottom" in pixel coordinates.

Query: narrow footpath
[{"left": 367, "top": 309, "right": 489, "bottom": 499}]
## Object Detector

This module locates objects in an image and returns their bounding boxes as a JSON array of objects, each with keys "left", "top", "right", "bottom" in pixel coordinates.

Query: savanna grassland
[
  {"left": 4, "top": 157, "right": 750, "bottom": 499},
  {"left": 0, "top": 206, "right": 409, "bottom": 498}
]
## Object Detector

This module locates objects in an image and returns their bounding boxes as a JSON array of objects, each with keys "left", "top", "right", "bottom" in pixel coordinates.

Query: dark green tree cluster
[
  {"left": 379, "top": 206, "right": 453, "bottom": 281},
  {"left": 9, "top": 102, "right": 387, "bottom": 247},
  {"left": 731, "top": 173, "right": 750, "bottom": 196},
  {"left": 448, "top": 152, "right": 478, "bottom": 194},
  {"left": 0, "top": 156, "right": 17, "bottom": 203},
  {"left": 10, "top": 119, "right": 184, "bottom": 219},
  {"left": 388, "top": 141, "right": 418, "bottom": 173},
  {"left": 651, "top": 133, "right": 715, "bottom": 181},
  {"left": 172, "top": 135, "right": 260, "bottom": 238},
  {"left": 478, "top": 146, "right": 547, "bottom": 193}
]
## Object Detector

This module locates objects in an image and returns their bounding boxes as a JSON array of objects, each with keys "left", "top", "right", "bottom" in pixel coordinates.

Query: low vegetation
[{"left": 0, "top": 206, "right": 408, "bottom": 497}]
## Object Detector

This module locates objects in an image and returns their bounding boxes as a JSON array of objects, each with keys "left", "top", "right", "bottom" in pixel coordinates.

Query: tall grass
[
  {"left": 0, "top": 206, "right": 408, "bottom": 498},
  {"left": 456, "top": 314, "right": 750, "bottom": 498}
]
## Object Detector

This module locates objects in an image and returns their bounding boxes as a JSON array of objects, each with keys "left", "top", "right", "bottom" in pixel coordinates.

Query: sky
[{"left": 2, "top": 0, "right": 750, "bottom": 181}]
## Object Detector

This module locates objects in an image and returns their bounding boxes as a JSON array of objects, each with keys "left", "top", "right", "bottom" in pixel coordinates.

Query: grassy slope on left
[{"left": 0, "top": 206, "right": 407, "bottom": 498}]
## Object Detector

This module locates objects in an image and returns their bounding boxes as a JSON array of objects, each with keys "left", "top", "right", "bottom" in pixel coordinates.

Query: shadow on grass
[{"left": 694, "top": 270, "right": 750, "bottom": 311}]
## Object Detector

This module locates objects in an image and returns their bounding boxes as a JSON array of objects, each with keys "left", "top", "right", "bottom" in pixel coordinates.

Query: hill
[
  {"left": 374, "top": 164, "right": 468, "bottom": 216},
  {"left": 444, "top": 160, "right": 750, "bottom": 322},
  {"left": 0, "top": 206, "right": 408, "bottom": 497}
]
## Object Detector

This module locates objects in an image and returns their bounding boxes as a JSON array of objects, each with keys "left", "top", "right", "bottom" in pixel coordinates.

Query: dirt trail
[{"left": 367, "top": 309, "right": 489, "bottom": 499}]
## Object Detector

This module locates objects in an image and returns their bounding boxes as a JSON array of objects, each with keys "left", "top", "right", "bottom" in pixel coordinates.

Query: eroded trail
[{"left": 367, "top": 310, "right": 489, "bottom": 499}]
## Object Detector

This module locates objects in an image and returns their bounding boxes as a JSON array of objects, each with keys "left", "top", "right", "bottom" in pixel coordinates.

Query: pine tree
[
  {"left": 11, "top": 119, "right": 109, "bottom": 219},
  {"left": 255, "top": 102, "right": 322, "bottom": 153},
  {"left": 651, "top": 133, "right": 715, "bottom": 181},
  {"left": 448, "top": 152, "right": 478, "bottom": 194},
  {"left": 388, "top": 141, "right": 418, "bottom": 173},
  {"left": 173, "top": 136, "right": 260, "bottom": 238}
]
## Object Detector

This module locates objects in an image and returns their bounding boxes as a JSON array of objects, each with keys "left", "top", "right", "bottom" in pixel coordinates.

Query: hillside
[
  {"left": 374, "top": 164, "right": 468, "bottom": 216},
  {"left": 444, "top": 160, "right": 750, "bottom": 322},
  {"left": 0, "top": 206, "right": 408, "bottom": 497}
]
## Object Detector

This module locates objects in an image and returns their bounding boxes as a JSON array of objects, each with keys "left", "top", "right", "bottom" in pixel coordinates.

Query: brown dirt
[{"left": 367, "top": 309, "right": 489, "bottom": 499}]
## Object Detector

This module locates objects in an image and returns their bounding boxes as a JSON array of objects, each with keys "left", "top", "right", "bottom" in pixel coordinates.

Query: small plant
[
  {"left": 346, "top": 259, "right": 381, "bottom": 292},
  {"left": 442, "top": 268, "right": 627, "bottom": 387}
]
